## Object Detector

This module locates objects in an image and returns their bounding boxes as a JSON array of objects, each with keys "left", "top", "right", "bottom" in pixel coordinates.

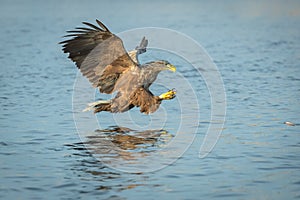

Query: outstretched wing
[
  {"left": 128, "top": 37, "right": 148, "bottom": 64},
  {"left": 60, "top": 19, "right": 136, "bottom": 94}
]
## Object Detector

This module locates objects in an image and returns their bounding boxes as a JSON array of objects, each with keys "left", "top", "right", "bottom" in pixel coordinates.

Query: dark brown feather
[
  {"left": 94, "top": 103, "right": 111, "bottom": 113},
  {"left": 129, "top": 87, "right": 161, "bottom": 114},
  {"left": 60, "top": 20, "right": 136, "bottom": 93},
  {"left": 92, "top": 87, "right": 161, "bottom": 114}
]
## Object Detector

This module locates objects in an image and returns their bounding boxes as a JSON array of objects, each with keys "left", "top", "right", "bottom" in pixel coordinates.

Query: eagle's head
[{"left": 146, "top": 60, "right": 176, "bottom": 73}]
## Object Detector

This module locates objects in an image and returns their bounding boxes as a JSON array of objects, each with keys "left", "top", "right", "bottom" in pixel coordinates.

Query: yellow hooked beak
[{"left": 166, "top": 64, "right": 176, "bottom": 72}]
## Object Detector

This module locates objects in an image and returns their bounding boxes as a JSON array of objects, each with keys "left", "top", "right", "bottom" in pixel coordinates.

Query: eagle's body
[{"left": 60, "top": 20, "right": 176, "bottom": 114}]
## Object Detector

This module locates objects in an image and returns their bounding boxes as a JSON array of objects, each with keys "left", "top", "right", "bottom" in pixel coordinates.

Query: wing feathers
[
  {"left": 60, "top": 20, "right": 137, "bottom": 93},
  {"left": 82, "top": 21, "right": 103, "bottom": 31},
  {"left": 75, "top": 27, "right": 96, "bottom": 31},
  {"left": 136, "top": 36, "right": 148, "bottom": 54},
  {"left": 96, "top": 19, "right": 110, "bottom": 32}
]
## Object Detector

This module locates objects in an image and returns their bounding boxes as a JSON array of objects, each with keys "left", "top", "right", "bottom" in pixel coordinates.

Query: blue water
[{"left": 1, "top": 0, "right": 300, "bottom": 199}]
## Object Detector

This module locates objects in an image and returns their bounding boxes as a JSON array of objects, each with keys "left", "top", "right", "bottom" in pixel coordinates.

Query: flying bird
[{"left": 60, "top": 20, "right": 176, "bottom": 114}]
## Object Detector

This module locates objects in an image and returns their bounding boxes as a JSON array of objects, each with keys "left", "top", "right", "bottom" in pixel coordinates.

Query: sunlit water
[{"left": 1, "top": 1, "right": 300, "bottom": 199}]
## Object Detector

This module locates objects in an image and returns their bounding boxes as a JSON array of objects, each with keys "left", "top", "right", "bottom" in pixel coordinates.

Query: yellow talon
[{"left": 159, "top": 89, "right": 176, "bottom": 100}]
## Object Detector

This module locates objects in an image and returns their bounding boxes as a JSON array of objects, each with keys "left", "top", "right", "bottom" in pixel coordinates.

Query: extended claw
[{"left": 159, "top": 88, "right": 177, "bottom": 100}]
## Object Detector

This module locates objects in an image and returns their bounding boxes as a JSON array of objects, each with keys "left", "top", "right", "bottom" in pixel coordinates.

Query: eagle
[{"left": 60, "top": 20, "right": 177, "bottom": 114}]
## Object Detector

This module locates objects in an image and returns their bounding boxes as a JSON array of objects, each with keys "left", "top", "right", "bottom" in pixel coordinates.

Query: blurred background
[{"left": 1, "top": 0, "right": 300, "bottom": 199}]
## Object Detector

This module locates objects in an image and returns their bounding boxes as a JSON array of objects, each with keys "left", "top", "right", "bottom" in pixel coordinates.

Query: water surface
[{"left": 1, "top": 0, "right": 300, "bottom": 199}]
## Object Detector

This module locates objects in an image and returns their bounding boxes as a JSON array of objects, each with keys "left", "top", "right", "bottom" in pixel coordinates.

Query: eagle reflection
[{"left": 82, "top": 126, "right": 173, "bottom": 160}]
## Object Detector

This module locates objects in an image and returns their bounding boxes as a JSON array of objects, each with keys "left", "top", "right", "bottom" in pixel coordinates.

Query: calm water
[{"left": 1, "top": 0, "right": 300, "bottom": 199}]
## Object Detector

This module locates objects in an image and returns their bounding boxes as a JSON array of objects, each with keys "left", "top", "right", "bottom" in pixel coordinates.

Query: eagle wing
[
  {"left": 128, "top": 36, "right": 148, "bottom": 64},
  {"left": 60, "top": 19, "right": 137, "bottom": 94}
]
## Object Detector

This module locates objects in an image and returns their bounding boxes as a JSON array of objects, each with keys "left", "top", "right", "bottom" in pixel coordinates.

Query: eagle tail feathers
[{"left": 82, "top": 100, "right": 111, "bottom": 112}]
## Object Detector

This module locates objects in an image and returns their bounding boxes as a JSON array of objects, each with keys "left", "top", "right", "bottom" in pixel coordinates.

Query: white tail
[{"left": 82, "top": 100, "right": 111, "bottom": 112}]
